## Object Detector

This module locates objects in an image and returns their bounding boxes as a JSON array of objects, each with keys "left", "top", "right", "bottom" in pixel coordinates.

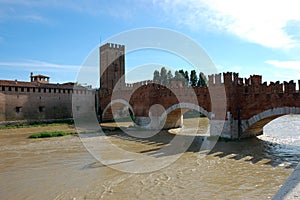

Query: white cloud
[
  {"left": 0, "top": 59, "right": 83, "bottom": 84},
  {"left": 215, "top": 64, "right": 242, "bottom": 73},
  {"left": 0, "top": 2, "right": 50, "bottom": 24},
  {"left": 0, "top": 0, "right": 139, "bottom": 22},
  {"left": 154, "top": 0, "right": 300, "bottom": 49},
  {"left": 265, "top": 60, "right": 300, "bottom": 82},
  {"left": 272, "top": 71, "right": 300, "bottom": 82},
  {"left": 265, "top": 60, "right": 300, "bottom": 70},
  {"left": 0, "top": 59, "right": 80, "bottom": 71}
]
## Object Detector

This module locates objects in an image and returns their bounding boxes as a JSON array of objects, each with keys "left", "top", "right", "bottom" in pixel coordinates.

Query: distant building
[
  {"left": 30, "top": 72, "right": 50, "bottom": 84},
  {"left": 0, "top": 72, "right": 95, "bottom": 124}
]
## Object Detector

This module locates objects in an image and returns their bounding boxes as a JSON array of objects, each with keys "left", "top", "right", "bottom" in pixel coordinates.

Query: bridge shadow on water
[
  {"left": 101, "top": 124, "right": 300, "bottom": 170},
  {"left": 205, "top": 137, "right": 300, "bottom": 169}
]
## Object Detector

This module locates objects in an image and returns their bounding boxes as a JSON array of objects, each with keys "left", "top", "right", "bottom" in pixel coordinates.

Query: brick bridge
[
  {"left": 98, "top": 43, "right": 300, "bottom": 139},
  {"left": 99, "top": 72, "right": 300, "bottom": 139}
]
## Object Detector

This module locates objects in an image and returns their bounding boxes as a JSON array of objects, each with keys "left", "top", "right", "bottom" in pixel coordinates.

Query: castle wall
[
  {"left": 0, "top": 82, "right": 95, "bottom": 124},
  {"left": 0, "top": 93, "right": 5, "bottom": 121}
]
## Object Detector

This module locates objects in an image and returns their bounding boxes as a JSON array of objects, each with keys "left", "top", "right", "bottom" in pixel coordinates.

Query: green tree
[
  {"left": 153, "top": 70, "right": 160, "bottom": 83},
  {"left": 167, "top": 70, "right": 173, "bottom": 84},
  {"left": 174, "top": 71, "right": 180, "bottom": 81},
  {"left": 184, "top": 71, "right": 189, "bottom": 86},
  {"left": 197, "top": 72, "right": 208, "bottom": 86},
  {"left": 178, "top": 69, "right": 186, "bottom": 86},
  {"left": 160, "top": 67, "right": 167, "bottom": 85},
  {"left": 178, "top": 70, "right": 185, "bottom": 78},
  {"left": 190, "top": 70, "right": 198, "bottom": 86}
]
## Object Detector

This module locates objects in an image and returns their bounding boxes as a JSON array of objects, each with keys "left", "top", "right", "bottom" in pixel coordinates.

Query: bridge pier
[
  {"left": 134, "top": 116, "right": 151, "bottom": 128},
  {"left": 134, "top": 115, "right": 183, "bottom": 130},
  {"left": 134, "top": 117, "right": 240, "bottom": 139},
  {"left": 210, "top": 119, "right": 238, "bottom": 139},
  {"left": 214, "top": 118, "right": 256, "bottom": 139}
]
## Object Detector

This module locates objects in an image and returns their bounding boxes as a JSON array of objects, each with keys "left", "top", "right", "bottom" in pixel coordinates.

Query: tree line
[{"left": 153, "top": 67, "right": 208, "bottom": 87}]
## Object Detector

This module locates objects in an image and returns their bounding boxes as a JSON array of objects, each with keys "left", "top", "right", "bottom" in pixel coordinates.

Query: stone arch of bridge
[
  {"left": 241, "top": 107, "right": 300, "bottom": 138},
  {"left": 101, "top": 99, "right": 134, "bottom": 122},
  {"left": 160, "top": 103, "right": 211, "bottom": 129}
]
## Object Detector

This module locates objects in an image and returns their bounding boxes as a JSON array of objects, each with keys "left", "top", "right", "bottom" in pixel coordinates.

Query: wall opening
[
  {"left": 102, "top": 100, "right": 134, "bottom": 123},
  {"left": 15, "top": 106, "right": 22, "bottom": 113},
  {"left": 183, "top": 110, "right": 209, "bottom": 135},
  {"left": 39, "top": 106, "right": 45, "bottom": 113}
]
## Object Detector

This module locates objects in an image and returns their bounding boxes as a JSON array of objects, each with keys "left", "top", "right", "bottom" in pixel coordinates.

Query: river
[{"left": 0, "top": 116, "right": 300, "bottom": 199}]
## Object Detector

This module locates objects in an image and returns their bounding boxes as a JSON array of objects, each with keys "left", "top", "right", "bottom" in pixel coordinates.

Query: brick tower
[{"left": 100, "top": 43, "right": 125, "bottom": 91}]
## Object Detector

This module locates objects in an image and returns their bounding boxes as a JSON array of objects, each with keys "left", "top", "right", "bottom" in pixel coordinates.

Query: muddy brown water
[{"left": 0, "top": 116, "right": 300, "bottom": 199}]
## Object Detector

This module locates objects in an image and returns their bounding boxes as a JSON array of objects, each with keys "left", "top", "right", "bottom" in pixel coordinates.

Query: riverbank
[
  {"left": 0, "top": 117, "right": 298, "bottom": 199},
  {"left": 0, "top": 123, "right": 76, "bottom": 139}
]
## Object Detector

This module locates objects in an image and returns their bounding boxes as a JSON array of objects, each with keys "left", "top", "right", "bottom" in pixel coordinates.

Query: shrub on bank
[{"left": 29, "top": 131, "right": 75, "bottom": 138}]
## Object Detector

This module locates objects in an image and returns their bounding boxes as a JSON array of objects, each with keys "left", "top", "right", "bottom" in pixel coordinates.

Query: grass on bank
[
  {"left": 0, "top": 122, "right": 73, "bottom": 130},
  {"left": 29, "top": 131, "right": 75, "bottom": 138}
]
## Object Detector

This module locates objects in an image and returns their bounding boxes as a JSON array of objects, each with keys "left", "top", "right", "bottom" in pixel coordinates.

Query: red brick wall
[{"left": 100, "top": 72, "right": 300, "bottom": 122}]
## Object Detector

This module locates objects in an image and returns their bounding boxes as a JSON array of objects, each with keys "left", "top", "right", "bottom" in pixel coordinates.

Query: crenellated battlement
[
  {"left": 100, "top": 43, "right": 125, "bottom": 51},
  {"left": 100, "top": 72, "right": 299, "bottom": 98},
  {"left": 0, "top": 80, "right": 93, "bottom": 95},
  {"left": 206, "top": 72, "right": 299, "bottom": 95},
  {"left": 125, "top": 80, "right": 152, "bottom": 88}
]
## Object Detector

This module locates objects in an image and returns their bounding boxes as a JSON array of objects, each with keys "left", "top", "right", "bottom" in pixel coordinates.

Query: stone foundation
[{"left": 135, "top": 115, "right": 183, "bottom": 130}]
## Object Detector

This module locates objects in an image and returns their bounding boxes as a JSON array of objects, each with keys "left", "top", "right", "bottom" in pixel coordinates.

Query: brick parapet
[{"left": 99, "top": 72, "right": 300, "bottom": 122}]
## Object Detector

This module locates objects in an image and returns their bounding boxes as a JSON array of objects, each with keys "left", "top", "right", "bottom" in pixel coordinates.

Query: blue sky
[{"left": 1, "top": 0, "right": 300, "bottom": 87}]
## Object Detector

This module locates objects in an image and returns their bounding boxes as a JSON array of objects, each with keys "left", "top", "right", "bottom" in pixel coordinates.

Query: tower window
[
  {"left": 39, "top": 106, "right": 45, "bottom": 112},
  {"left": 16, "top": 106, "right": 22, "bottom": 113}
]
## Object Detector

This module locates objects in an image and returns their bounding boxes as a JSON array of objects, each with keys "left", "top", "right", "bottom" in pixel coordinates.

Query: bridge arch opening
[
  {"left": 263, "top": 114, "right": 300, "bottom": 143},
  {"left": 101, "top": 99, "right": 135, "bottom": 123},
  {"left": 161, "top": 103, "right": 210, "bottom": 133},
  {"left": 241, "top": 107, "right": 300, "bottom": 138}
]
